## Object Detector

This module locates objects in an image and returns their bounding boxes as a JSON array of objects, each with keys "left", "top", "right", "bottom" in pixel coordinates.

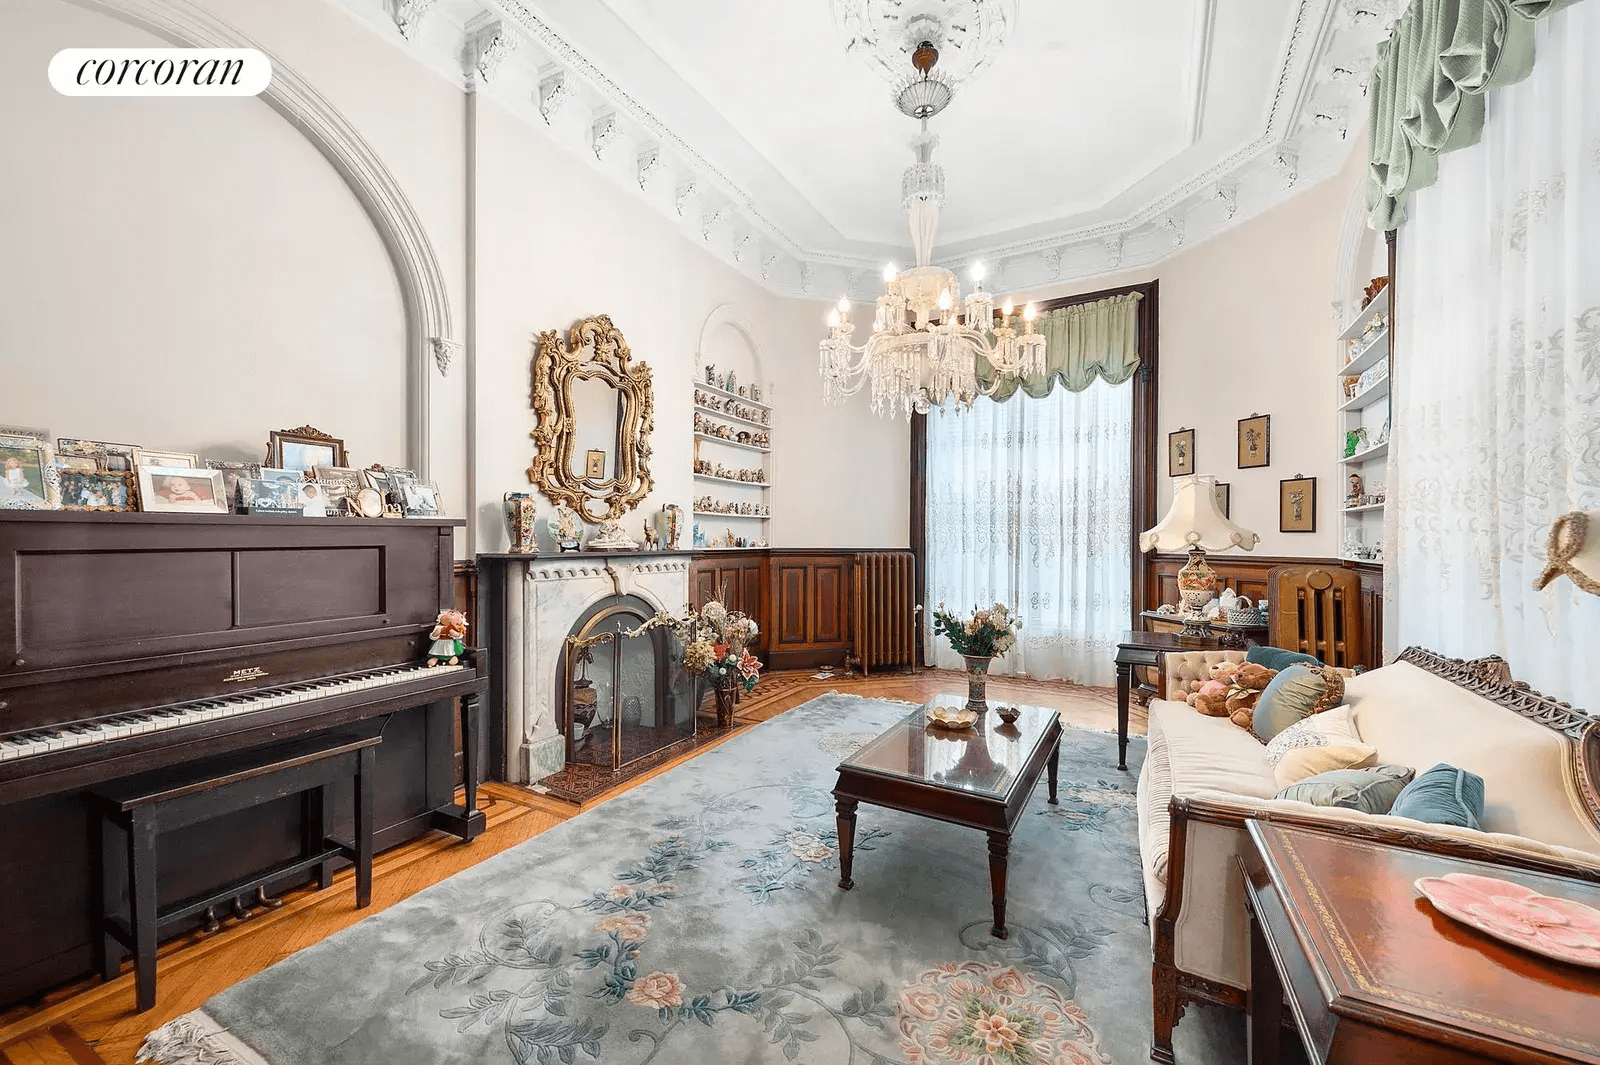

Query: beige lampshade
[{"left": 1140, "top": 475, "right": 1260, "bottom": 554}]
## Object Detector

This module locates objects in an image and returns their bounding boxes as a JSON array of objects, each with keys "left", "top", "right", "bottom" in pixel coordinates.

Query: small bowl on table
[
  {"left": 927, "top": 705, "right": 979, "bottom": 730},
  {"left": 995, "top": 705, "right": 1021, "bottom": 725}
]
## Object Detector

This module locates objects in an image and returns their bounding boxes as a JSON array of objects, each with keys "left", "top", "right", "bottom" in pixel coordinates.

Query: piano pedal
[
  {"left": 231, "top": 896, "right": 255, "bottom": 922},
  {"left": 199, "top": 906, "right": 221, "bottom": 935},
  {"left": 255, "top": 886, "right": 284, "bottom": 910}
]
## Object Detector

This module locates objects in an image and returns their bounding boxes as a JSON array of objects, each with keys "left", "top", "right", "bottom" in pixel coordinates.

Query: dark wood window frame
[{"left": 909, "top": 280, "right": 1160, "bottom": 666}]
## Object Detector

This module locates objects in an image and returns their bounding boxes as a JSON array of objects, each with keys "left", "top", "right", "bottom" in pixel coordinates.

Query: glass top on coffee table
[{"left": 839, "top": 693, "right": 1060, "bottom": 800}]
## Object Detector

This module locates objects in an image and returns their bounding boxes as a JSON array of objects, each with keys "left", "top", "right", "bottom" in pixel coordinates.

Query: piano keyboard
[{"left": 0, "top": 662, "right": 468, "bottom": 763}]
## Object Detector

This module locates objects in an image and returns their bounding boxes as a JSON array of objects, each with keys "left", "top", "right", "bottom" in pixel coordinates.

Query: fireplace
[{"left": 559, "top": 593, "right": 697, "bottom": 772}]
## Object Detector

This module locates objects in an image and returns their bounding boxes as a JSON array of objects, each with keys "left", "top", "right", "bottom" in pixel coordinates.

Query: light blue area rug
[{"left": 140, "top": 693, "right": 1247, "bottom": 1064}]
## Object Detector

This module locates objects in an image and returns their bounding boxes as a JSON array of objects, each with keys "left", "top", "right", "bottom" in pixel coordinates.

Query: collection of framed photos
[
  {"left": 0, "top": 424, "right": 442, "bottom": 520},
  {"left": 1165, "top": 414, "right": 1317, "bottom": 534}
]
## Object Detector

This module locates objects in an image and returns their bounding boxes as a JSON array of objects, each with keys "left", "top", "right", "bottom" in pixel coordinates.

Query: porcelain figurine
[
  {"left": 1347, "top": 473, "right": 1364, "bottom": 508},
  {"left": 426, "top": 610, "right": 468, "bottom": 666},
  {"left": 548, "top": 504, "right": 583, "bottom": 552}
]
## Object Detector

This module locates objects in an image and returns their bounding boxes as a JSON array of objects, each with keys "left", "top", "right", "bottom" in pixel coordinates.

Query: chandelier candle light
[
  {"left": 1139, "top": 475, "right": 1260, "bottom": 639},
  {"left": 819, "top": 37, "right": 1046, "bottom": 418}
]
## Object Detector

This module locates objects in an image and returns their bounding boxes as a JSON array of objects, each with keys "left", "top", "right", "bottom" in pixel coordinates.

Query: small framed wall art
[
  {"left": 1214, "top": 481, "right": 1231, "bottom": 518},
  {"left": 1238, "top": 414, "right": 1270, "bottom": 469},
  {"left": 1168, "top": 428, "right": 1195, "bottom": 477},
  {"left": 0, "top": 434, "right": 59, "bottom": 509},
  {"left": 585, "top": 449, "right": 607, "bottom": 479},
  {"left": 1280, "top": 475, "right": 1317, "bottom": 533},
  {"left": 267, "top": 425, "right": 347, "bottom": 472},
  {"left": 137, "top": 466, "right": 229, "bottom": 514}
]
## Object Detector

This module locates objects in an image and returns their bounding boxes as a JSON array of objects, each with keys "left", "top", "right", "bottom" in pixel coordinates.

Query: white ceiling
[{"left": 343, "top": 0, "right": 1398, "bottom": 295}]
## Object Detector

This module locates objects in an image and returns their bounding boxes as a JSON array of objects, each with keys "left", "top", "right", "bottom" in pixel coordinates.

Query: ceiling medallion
[
  {"left": 819, "top": 46, "right": 1043, "bottom": 419},
  {"left": 833, "top": 0, "right": 1017, "bottom": 104}
]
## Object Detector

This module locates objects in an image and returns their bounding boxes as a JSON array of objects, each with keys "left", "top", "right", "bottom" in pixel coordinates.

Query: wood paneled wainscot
[
  {"left": 689, "top": 549, "right": 903, "bottom": 673},
  {"left": 1145, "top": 554, "right": 1383, "bottom": 670}
]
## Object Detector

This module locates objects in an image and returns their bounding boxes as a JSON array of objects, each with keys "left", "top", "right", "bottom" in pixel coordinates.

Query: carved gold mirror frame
[{"left": 528, "top": 315, "right": 654, "bottom": 524}]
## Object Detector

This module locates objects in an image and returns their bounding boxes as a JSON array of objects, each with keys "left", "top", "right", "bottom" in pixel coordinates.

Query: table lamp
[{"left": 1140, "top": 474, "right": 1260, "bottom": 638}]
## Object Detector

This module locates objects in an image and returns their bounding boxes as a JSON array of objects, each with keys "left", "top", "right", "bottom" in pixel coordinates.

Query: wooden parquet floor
[{"left": 0, "top": 669, "right": 1136, "bottom": 1065}]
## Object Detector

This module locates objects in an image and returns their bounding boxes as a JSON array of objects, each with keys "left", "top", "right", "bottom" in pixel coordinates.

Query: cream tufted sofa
[{"left": 1138, "top": 646, "right": 1600, "bottom": 1064}]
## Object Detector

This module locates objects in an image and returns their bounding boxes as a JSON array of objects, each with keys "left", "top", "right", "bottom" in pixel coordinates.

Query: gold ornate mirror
[{"left": 529, "top": 315, "right": 654, "bottom": 542}]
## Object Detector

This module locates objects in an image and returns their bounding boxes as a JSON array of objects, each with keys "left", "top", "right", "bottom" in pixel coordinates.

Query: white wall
[
  {"left": 0, "top": 0, "right": 909, "bottom": 554},
  {"left": 1, "top": 0, "right": 409, "bottom": 468}
]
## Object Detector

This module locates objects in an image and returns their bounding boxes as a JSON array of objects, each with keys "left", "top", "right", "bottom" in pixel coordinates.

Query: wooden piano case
[{"left": 0, "top": 512, "right": 483, "bottom": 1007}]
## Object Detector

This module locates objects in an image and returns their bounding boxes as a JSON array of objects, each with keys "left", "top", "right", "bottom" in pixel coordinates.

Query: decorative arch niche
[{"left": 71, "top": 0, "right": 458, "bottom": 478}]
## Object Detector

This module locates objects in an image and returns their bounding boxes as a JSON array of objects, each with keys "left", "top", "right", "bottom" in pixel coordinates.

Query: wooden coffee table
[
  {"left": 832, "top": 693, "right": 1061, "bottom": 940},
  {"left": 1240, "top": 818, "right": 1600, "bottom": 1064}
]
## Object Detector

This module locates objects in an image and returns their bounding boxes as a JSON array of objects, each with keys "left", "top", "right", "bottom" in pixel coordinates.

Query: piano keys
[{"left": 0, "top": 511, "right": 488, "bottom": 1007}]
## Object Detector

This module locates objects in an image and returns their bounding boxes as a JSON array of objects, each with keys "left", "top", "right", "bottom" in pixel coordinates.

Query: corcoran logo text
[{"left": 49, "top": 48, "right": 271, "bottom": 97}]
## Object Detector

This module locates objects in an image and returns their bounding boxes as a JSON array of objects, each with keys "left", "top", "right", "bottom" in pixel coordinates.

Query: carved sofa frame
[{"left": 1149, "top": 646, "right": 1600, "bottom": 1063}]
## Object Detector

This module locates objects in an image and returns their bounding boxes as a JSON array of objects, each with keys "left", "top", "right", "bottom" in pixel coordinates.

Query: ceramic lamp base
[{"left": 1176, "top": 546, "right": 1219, "bottom": 639}]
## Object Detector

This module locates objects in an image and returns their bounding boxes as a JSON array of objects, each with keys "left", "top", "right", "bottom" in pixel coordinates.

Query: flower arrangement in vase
[
  {"left": 633, "top": 600, "right": 760, "bottom": 728},
  {"left": 931, "top": 602, "right": 1020, "bottom": 712}
]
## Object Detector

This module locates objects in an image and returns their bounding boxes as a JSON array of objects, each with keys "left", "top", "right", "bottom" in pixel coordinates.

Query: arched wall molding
[
  {"left": 1331, "top": 171, "right": 1378, "bottom": 328},
  {"left": 65, "top": 0, "right": 459, "bottom": 478},
  {"left": 695, "top": 303, "right": 770, "bottom": 396}
]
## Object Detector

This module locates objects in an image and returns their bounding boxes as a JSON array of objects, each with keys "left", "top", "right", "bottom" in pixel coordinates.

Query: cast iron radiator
[{"left": 850, "top": 550, "right": 918, "bottom": 675}]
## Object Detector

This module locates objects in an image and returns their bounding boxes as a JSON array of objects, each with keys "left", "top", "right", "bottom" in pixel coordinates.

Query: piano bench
[{"left": 86, "top": 729, "right": 383, "bottom": 1013}]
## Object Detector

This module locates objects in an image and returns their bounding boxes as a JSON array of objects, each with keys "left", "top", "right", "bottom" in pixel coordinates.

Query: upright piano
[{"left": 0, "top": 511, "right": 486, "bottom": 1006}]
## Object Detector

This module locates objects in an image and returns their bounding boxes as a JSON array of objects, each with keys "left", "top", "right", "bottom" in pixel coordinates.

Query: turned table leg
[
  {"left": 987, "top": 831, "right": 1010, "bottom": 939},
  {"left": 1048, "top": 740, "right": 1060, "bottom": 805},
  {"left": 835, "top": 797, "right": 858, "bottom": 890},
  {"left": 1115, "top": 660, "right": 1132, "bottom": 771}
]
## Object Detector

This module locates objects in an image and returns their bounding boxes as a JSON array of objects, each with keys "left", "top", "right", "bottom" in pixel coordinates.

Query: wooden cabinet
[{"left": 768, "top": 553, "right": 851, "bottom": 670}]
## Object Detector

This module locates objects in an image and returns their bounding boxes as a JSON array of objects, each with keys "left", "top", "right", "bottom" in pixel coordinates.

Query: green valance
[
  {"left": 976, "top": 292, "right": 1142, "bottom": 401},
  {"left": 1367, "top": 0, "right": 1581, "bottom": 231}
]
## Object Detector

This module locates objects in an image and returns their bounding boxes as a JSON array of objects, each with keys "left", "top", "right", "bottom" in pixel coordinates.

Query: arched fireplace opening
[{"left": 556, "top": 594, "right": 698, "bottom": 773}]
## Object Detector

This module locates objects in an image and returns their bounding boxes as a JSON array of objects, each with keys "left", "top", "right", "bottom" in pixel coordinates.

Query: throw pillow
[
  {"left": 1389, "top": 763, "right": 1486, "bottom": 830},
  {"left": 1252, "top": 663, "right": 1346, "bottom": 741},
  {"left": 1264, "top": 706, "right": 1376, "bottom": 788},
  {"left": 1246, "top": 646, "right": 1322, "bottom": 672},
  {"left": 1276, "top": 764, "right": 1415, "bottom": 814}
]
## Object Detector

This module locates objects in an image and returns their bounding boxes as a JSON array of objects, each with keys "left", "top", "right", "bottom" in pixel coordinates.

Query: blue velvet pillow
[
  {"left": 1252, "top": 663, "right": 1346, "bottom": 741},
  {"left": 1389, "top": 763, "right": 1485, "bottom": 830},
  {"left": 1246, "top": 645, "right": 1322, "bottom": 672}
]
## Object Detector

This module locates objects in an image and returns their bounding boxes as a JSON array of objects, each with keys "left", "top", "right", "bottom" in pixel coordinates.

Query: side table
[
  {"left": 1239, "top": 818, "right": 1600, "bottom": 1064},
  {"left": 1113, "top": 629, "right": 1228, "bottom": 770}
]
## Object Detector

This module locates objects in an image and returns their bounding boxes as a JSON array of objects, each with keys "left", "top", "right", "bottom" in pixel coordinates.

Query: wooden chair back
[{"left": 1267, "top": 565, "right": 1364, "bottom": 668}]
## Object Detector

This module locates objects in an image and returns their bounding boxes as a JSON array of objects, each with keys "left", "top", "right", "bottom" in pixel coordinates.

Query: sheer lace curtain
[
  {"left": 1386, "top": 2, "right": 1599, "bottom": 704},
  {"left": 924, "top": 379, "right": 1132, "bottom": 687}
]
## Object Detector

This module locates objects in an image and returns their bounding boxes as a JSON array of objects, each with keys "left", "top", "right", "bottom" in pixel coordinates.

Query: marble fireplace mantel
[{"left": 482, "top": 554, "right": 690, "bottom": 784}]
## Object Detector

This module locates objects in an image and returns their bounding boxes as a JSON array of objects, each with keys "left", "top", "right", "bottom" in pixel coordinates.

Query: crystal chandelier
[{"left": 818, "top": 43, "right": 1044, "bottom": 418}]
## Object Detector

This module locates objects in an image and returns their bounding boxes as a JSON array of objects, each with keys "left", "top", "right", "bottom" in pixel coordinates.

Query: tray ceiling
[{"left": 342, "top": 0, "right": 1399, "bottom": 296}]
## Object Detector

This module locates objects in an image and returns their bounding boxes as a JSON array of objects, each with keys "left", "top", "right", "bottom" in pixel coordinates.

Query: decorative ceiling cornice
[{"left": 346, "top": 0, "right": 1395, "bottom": 298}]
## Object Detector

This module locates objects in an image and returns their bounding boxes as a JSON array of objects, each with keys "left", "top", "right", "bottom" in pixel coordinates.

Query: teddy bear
[
  {"left": 1193, "top": 679, "right": 1231, "bottom": 717},
  {"left": 1223, "top": 661, "right": 1279, "bottom": 728}
]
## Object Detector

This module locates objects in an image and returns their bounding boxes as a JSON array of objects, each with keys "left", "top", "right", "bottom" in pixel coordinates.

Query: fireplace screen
[{"left": 561, "top": 597, "right": 697, "bottom": 772}]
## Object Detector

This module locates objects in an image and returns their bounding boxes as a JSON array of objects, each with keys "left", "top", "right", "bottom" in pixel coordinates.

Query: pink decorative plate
[{"left": 1415, "top": 872, "right": 1600, "bottom": 968}]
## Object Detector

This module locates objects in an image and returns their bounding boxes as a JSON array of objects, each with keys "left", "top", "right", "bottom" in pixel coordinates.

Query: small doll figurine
[{"left": 426, "top": 609, "right": 468, "bottom": 666}]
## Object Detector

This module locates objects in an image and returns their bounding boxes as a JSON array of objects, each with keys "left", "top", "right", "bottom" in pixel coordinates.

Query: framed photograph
[
  {"left": 207, "top": 461, "right": 262, "bottom": 508},
  {"left": 55, "top": 455, "right": 101, "bottom": 473},
  {"left": 313, "top": 468, "right": 363, "bottom": 516},
  {"left": 585, "top": 449, "right": 607, "bottom": 479},
  {"left": 59, "top": 470, "right": 134, "bottom": 511},
  {"left": 349, "top": 487, "right": 385, "bottom": 518},
  {"left": 0, "top": 435, "right": 60, "bottom": 509},
  {"left": 259, "top": 467, "right": 306, "bottom": 485},
  {"left": 239, "top": 477, "right": 303, "bottom": 515},
  {"left": 1280, "top": 475, "right": 1317, "bottom": 533},
  {"left": 1214, "top": 481, "right": 1231, "bottom": 519},
  {"left": 58, "top": 439, "right": 138, "bottom": 472},
  {"left": 298, "top": 480, "right": 328, "bottom": 517},
  {"left": 400, "top": 480, "right": 441, "bottom": 517},
  {"left": 267, "top": 425, "right": 347, "bottom": 472},
  {"left": 1, "top": 426, "right": 51, "bottom": 443},
  {"left": 137, "top": 466, "right": 228, "bottom": 514},
  {"left": 133, "top": 448, "right": 199, "bottom": 470},
  {"left": 1238, "top": 414, "right": 1270, "bottom": 469},
  {"left": 1167, "top": 428, "right": 1195, "bottom": 477}
]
